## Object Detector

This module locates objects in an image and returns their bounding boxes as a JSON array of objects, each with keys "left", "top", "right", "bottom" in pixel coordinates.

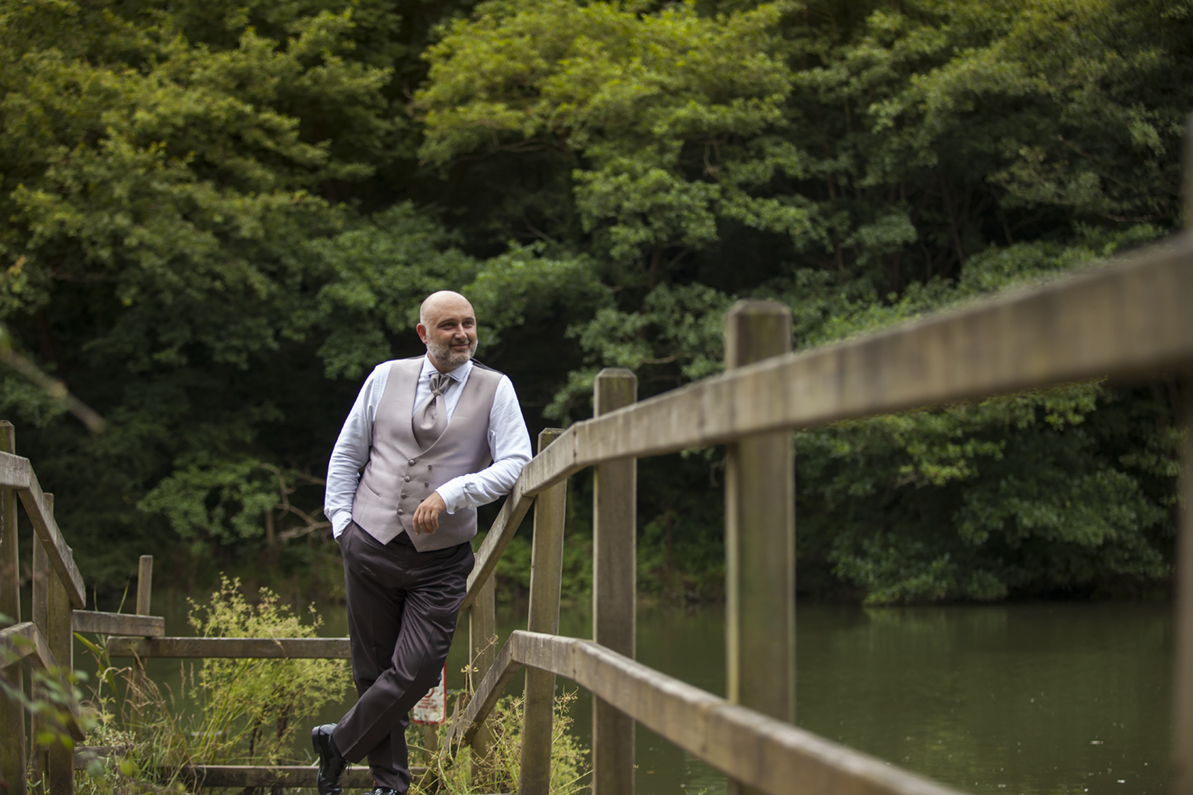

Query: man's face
[{"left": 418, "top": 295, "right": 478, "bottom": 371}]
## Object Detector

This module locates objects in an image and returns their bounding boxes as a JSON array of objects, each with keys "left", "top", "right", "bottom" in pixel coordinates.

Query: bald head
[
  {"left": 419, "top": 290, "right": 471, "bottom": 327},
  {"left": 417, "top": 290, "right": 478, "bottom": 372}
]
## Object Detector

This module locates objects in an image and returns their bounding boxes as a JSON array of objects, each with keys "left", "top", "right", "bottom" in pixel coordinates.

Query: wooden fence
[
  {"left": 2, "top": 127, "right": 1193, "bottom": 794},
  {"left": 444, "top": 122, "right": 1193, "bottom": 795}
]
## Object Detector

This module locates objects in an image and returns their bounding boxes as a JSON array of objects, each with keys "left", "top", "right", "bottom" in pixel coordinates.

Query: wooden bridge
[{"left": 4, "top": 132, "right": 1193, "bottom": 795}]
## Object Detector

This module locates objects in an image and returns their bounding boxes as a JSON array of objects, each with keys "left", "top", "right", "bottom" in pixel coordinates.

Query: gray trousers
[{"left": 332, "top": 521, "right": 474, "bottom": 791}]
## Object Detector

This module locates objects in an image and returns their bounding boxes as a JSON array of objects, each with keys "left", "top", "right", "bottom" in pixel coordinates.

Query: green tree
[
  {"left": 414, "top": 0, "right": 1189, "bottom": 602},
  {"left": 0, "top": 0, "right": 1186, "bottom": 604}
]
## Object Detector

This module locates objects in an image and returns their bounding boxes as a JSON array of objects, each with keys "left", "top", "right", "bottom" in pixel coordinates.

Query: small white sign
[{"left": 411, "top": 664, "right": 447, "bottom": 725}]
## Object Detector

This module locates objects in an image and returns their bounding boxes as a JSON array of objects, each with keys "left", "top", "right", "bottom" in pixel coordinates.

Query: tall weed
[
  {"left": 76, "top": 577, "right": 351, "bottom": 793},
  {"left": 183, "top": 576, "right": 350, "bottom": 764},
  {"left": 408, "top": 638, "right": 590, "bottom": 794}
]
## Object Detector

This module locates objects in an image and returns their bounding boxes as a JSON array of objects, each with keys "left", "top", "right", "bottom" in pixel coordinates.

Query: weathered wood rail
[
  {"left": 443, "top": 123, "right": 1193, "bottom": 795},
  {"left": 0, "top": 450, "right": 421, "bottom": 793},
  {"left": 3, "top": 125, "right": 1193, "bottom": 794},
  {"left": 0, "top": 427, "right": 165, "bottom": 794}
]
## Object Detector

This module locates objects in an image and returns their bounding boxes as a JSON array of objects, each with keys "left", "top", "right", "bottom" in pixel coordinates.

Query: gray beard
[{"left": 428, "top": 338, "right": 478, "bottom": 368}]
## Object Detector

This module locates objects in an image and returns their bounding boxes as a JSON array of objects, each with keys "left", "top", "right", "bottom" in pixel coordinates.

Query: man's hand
[{"left": 413, "top": 492, "right": 447, "bottom": 535}]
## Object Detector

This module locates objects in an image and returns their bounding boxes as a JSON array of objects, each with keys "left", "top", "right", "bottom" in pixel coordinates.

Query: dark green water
[{"left": 122, "top": 597, "right": 1173, "bottom": 795}]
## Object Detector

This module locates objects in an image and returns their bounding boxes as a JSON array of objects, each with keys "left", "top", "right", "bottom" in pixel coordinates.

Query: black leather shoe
[
  {"left": 368, "top": 789, "right": 400, "bottom": 795},
  {"left": 312, "top": 724, "right": 348, "bottom": 795}
]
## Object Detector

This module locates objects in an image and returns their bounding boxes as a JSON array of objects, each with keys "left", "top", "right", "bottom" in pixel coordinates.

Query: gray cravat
[{"left": 413, "top": 371, "right": 451, "bottom": 449}]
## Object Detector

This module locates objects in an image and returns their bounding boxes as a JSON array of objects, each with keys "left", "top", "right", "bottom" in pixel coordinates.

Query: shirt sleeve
[
  {"left": 436, "top": 374, "right": 532, "bottom": 513},
  {"left": 324, "top": 366, "right": 386, "bottom": 539}
]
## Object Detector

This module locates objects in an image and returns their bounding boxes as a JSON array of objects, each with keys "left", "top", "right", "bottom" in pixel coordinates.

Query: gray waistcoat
[{"left": 351, "top": 357, "right": 502, "bottom": 552}]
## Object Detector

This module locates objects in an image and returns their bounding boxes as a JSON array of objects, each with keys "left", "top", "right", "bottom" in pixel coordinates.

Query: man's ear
[{"left": 416, "top": 323, "right": 428, "bottom": 343}]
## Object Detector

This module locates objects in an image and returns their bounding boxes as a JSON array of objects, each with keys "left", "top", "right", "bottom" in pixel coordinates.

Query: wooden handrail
[
  {"left": 0, "top": 621, "right": 86, "bottom": 743},
  {"left": 462, "top": 482, "right": 534, "bottom": 611},
  {"left": 454, "top": 631, "right": 966, "bottom": 795},
  {"left": 0, "top": 451, "right": 86, "bottom": 608},
  {"left": 498, "top": 233, "right": 1193, "bottom": 505},
  {"left": 455, "top": 230, "right": 1193, "bottom": 761},
  {"left": 0, "top": 621, "right": 55, "bottom": 670},
  {"left": 454, "top": 224, "right": 1193, "bottom": 794},
  {"left": 70, "top": 756, "right": 418, "bottom": 788},
  {"left": 0, "top": 451, "right": 29, "bottom": 490},
  {"left": 72, "top": 611, "right": 164, "bottom": 638},
  {"left": 106, "top": 637, "right": 351, "bottom": 659},
  {"left": 4, "top": 132, "right": 1193, "bottom": 795}
]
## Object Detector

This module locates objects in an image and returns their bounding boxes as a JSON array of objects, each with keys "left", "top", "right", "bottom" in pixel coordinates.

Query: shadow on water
[{"left": 77, "top": 595, "right": 1173, "bottom": 795}]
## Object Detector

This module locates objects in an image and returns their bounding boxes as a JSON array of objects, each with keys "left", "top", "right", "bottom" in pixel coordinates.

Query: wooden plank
[
  {"left": 135, "top": 556, "right": 153, "bottom": 615},
  {"left": 1178, "top": 113, "right": 1193, "bottom": 795},
  {"left": 0, "top": 424, "right": 26, "bottom": 795},
  {"left": 177, "top": 764, "right": 412, "bottom": 788},
  {"left": 519, "top": 429, "right": 567, "bottom": 795},
  {"left": 72, "top": 611, "right": 164, "bottom": 638},
  {"left": 32, "top": 522, "right": 51, "bottom": 791},
  {"left": 449, "top": 630, "right": 966, "bottom": 795},
  {"left": 505, "top": 631, "right": 964, "bottom": 795},
  {"left": 724, "top": 302, "right": 796, "bottom": 795},
  {"left": 131, "top": 555, "right": 153, "bottom": 724},
  {"left": 1185, "top": 111, "right": 1193, "bottom": 232},
  {"left": 468, "top": 574, "right": 496, "bottom": 773},
  {"left": 32, "top": 493, "right": 75, "bottom": 794},
  {"left": 105, "top": 637, "right": 351, "bottom": 659},
  {"left": 0, "top": 451, "right": 30, "bottom": 490},
  {"left": 723, "top": 304, "right": 796, "bottom": 706},
  {"left": 591, "top": 368, "right": 637, "bottom": 795},
  {"left": 1, "top": 620, "right": 85, "bottom": 748},
  {"left": 511, "top": 234, "right": 1193, "bottom": 500},
  {"left": 445, "top": 636, "right": 522, "bottom": 751},
  {"left": 16, "top": 468, "right": 85, "bottom": 608},
  {"left": 462, "top": 484, "right": 533, "bottom": 612},
  {"left": 73, "top": 752, "right": 428, "bottom": 788},
  {"left": 1178, "top": 378, "right": 1193, "bottom": 795},
  {"left": 0, "top": 621, "right": 49, "bottom": 667},
  {"left": 1174, "top": 110, "right": 1193, "bottom": 789}
]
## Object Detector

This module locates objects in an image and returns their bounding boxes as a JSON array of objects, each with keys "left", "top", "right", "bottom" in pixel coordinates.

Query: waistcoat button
[
  {"left": 407, "top": 459, "right": 415, "bottom": 466},
  {"left": 404, "top": 476, "right": 411, "bottom": 482},
  {"left": 401, "top": 493, "right": 407, "bottom": 499},
  {"left": 397, "top": 509, "right": 404, "bottom": 515}
]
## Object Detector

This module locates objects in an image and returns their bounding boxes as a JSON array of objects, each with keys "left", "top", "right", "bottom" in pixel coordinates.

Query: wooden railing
[
  {"left": 0, "top": 452, "right": 422, "bottom": 795},
  {"left": 3, "top": 130, "right": 1193, "bottom": 794},
  {"left": 447, "top": 131, "right": 1193, "bottom": 795},
  {"left": 0, "top": 425, "right": 164, "bottom": 795}
]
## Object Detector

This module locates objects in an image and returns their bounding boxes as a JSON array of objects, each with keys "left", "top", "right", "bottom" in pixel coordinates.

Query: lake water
[{"left": 125, "top": 595, "right": 1174, "bottom": 795}]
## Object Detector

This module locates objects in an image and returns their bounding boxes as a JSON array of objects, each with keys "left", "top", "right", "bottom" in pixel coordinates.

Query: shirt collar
[{"left": 420, "top": 355, "right": 471, "bottom": 383}]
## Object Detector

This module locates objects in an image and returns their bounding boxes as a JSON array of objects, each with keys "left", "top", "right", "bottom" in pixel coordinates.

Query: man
[{"left": 313, "top": 290, "right": 532, "bottom": 795}]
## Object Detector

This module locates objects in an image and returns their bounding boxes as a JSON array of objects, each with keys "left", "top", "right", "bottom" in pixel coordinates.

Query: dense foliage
[{"left": 0, "top": 0, "right": 1188, "bottom": 604}]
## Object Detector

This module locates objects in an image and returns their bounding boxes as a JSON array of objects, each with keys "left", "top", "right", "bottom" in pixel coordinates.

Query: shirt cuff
[
  {"left": 436, "top": 481, "right": 466, "bottom": 515},
  {"left": 331, "top": 512, "right": 353, "bottom": 539}
]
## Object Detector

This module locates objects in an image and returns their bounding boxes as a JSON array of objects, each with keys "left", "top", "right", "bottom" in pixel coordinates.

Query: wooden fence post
[
  {"left": 1176, "top": 382, "right": 1193, "bottom": 795},
  {"left": 592, "top": 368, "right": 637, "bottom": 795},
  {"left": 518, "top": 429, "right": 567, "bottom": 795},
  {"left": 136, "top": 556, "right": 152, "bottom": 617},
  {"left": 723, "top": 301, "right": 795, "bottom": 795},
  {"left": 132, "top": 556, "right": 152, "bottom": 725},
  {"left": 31, "top": 495, "right": 71, "bottom": 795},
  {"left": 1173, "top": 114, "right": 1193, "bottom": 795},
  {"left": 0, "top": 421, "right": 26, "bottom": 795},
  {"left": 468, "top": 574, "right": 496, "bottom": 779}
]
